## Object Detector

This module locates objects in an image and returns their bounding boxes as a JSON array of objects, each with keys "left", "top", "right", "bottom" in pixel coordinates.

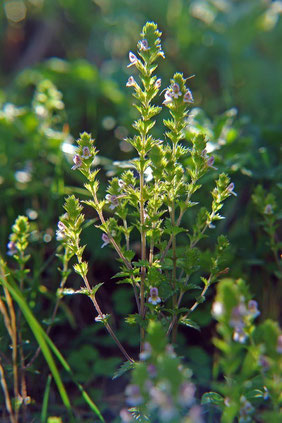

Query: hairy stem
[{"left": 139, "top": 167, "right": 146, "bottom": 350}]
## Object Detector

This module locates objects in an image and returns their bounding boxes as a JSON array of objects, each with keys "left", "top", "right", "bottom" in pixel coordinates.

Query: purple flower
[
  {"left": 277, "top": 334, "right": 282, "bottom": 354},
  {"left": 138, "top": 39, "right": 150, "bottom": 51},
  {"left": 207, "top": 156, "right": 217, "bottom": 169},
  {"left": 227, "top": 182, "right": 237, "bottom": 197},
  {"left": 166, "top": 344, "right": 176, "bottom": 357},
  {"left": 264, "top": 204, "right": 273, "bottom": 215},
  {"left": 95, "top": 314, "right": 109, "bottom": 323},
  {"left": 71, "top": 154, "right": 82, "bottom": 170},
  {"left": 163, "top": 90, "right": 173, "bottom": 105},
  {"left": 233, "top": 327, "right": 247, "bottom": 344},
  {"left": 230, "top": 303, "right": 247, "bottom": 329},
  {"left": 147, "top": 364, "right": 157, "bottom": 378},
  {"left": 127, "top": 52, "right": 138, "bottom": 67},
  {"left": 148, "top": 287, "right": 161, "bottom": 305},
  {"left": 7, "top": 241, "right": 17, "bottom": 256},
  {"left": 189, "top": 405, "right": 204, "bottom": 423},
  {"left": 58, "top": 221, "right": 66, "bottom": 231},
  {"left": 125, "top": 385, "right": 143, "bottom": 406},
  {"left": 183, "top": 89, "right": 194, "bottom": 103},
  {"left": 178, "top": 382, "right": 196, "bottom": 406},
  {"left": 105, "top": 194, "right": 119, "bottom": 210},
  {"left": 171, "top": 83, "right": 182, "bottom": 99},
  {"left": 81, "top": 146, "right": 91, "bottom": 159},
  {"left": 118, "top": 179, "right": 125, "bottom": 190},
  {"left": 120, "top": 409, "right": 133, "bottom": 423},
  {"left": 101, "top": 233, "right": 110, "bottom": 248},
  {"left": 247, "top": 300, "right": 260, "bottom": 318},
  {"left": 126, "top": 76, "right": 136, "bottom": 87},
  {"left": 139, "top": 342, "right": 152, "bottom": 361}
]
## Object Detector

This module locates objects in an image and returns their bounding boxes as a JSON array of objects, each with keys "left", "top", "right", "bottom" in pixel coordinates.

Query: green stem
[{"left": 139, "top": 164, "right": 146, "bottom": 351}]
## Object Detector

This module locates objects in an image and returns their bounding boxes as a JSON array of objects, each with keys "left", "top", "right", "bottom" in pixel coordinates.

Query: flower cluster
[
  {"left": 123, "top": 321, "right": 202, "bottom": 422},
  {"left": 163, "top": 80, "right": 194, "bottom": 107},
  {"left": 229, "top": 298, "right": 260, "bottom": 343}
]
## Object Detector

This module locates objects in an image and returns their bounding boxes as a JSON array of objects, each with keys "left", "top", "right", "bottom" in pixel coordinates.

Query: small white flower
[
  {"left": 171, "top": 83, "right": 182, "bottom": 98},
  {"left": 247, "top": 300, "right": 260, "bottom": 318},
  {"left": 95, "top": 314, "right": 109, "bottom": 323},
  {"left": 227, "top": 182, "right": 237, "bottom": 197},
  {"left": 148, "top": 287, "right": 161, "bottom": 305},
  {"left": 163, "top": 90, "right": 173, "bottom": 105},
  {"left": 277, "top": 334, "right": 282, "bottom": 354},
  {"left": 138, "top": 39, "right": 150, "bottom": 51},
  {"left": 212, "top": 301, "right": 224, "bottom": 317},
  {"left": 7, "top": 241, "right": 17, "bottom": 256},
  {"left": 71, "top": 154, "right": 82, "bottom": 170},
  {"left": 155, "top": 78, "right": 162, "bottom": 89},
  {"left": 56, "top": 230, "right": 66, "bottom": 241},
  {"left": 101, "top": 233, "right": 110, "bottom": 248},
  {"left": 233, "top": 327, "right": 247, "bottom": 344},
  {"left": 264, "top": 204, "right": 273, "bottom": 215},
  {"left": 125, "top": 385, "right": 143, "bottom": 406},
  {"left": 58, "top": 221, "right": 66, "bottom": 231},
  {"left": 139, "top": 342, "right": 152, "bottom": 360},
  {"left": 206, "top": 155, "right": 217, "bottom": 169},
  {"left": 118, "top": 179, "right": 126, "bottom": 190},
  {"left": 127, "top": 52, "right": 138, "bottom": 67},
  {"left": 183, "top": 89, "right": 194, "bottom": 103},
  {"left": 178, "top": 382, "right": 196, "bottom": 406},
  {"left": 81, "top": 146, "right": 91, "bottom": 159},
  {"left": 126, "top": 76, "right": 136, "bottom": 87},
  {"left": 105, "top": 194, "right": 119, "bottom": 210}
]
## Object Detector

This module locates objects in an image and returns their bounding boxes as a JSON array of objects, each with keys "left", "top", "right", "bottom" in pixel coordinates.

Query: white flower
[
  {"left": 171, "top": 83, "right": 182, "bottom": 98},
  {"left": 155, "top": 78, "right": 162, "bottom": 89},
  {"left": 101, "top": 233, "right": 110, "bottom": 248},
  {"left": 125, "top": 385, "right": 143, "bottom": 406},
  {"left": 105, "top": 194, "right": 119, "bottom": 210},
  {"left": 126, "top": 76, "right": 136, "bottom": 87},
  {"left": 163, "top": 90, "right": 173, "bottom": 105},
  {"left": 183, "top": 89, "right": 194, "bottom": 103},
  {"left": 138, "top": 39, "right": 150, "bottom": 51},
  {"left": 212, "top": 301, "right": 224, "bottom": 317},
  {"left": 148, "top": 287, "right": 161, "bottom": 305},
  {"left": 81, "top": 146, "right": 91, "bottom": 159},
  {"left": 71, "top": 154, "right": 82, "bottom": 170},
  {"left": 7, "top": 241, "right": 17, "bottom": 256},
  {"left": 227, "top": 182, "right": 237, "bottom": 197},
  {"left": 127, "top": 52, "right": 138, "bottom": 67}
]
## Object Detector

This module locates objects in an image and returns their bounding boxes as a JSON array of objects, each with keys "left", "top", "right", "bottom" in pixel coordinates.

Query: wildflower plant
[
  {"left": 206, "top": 278, "right": 282, "bottom": 423},
  {"left": 55, "top": 22, "right": 241, "bottom": 420}
]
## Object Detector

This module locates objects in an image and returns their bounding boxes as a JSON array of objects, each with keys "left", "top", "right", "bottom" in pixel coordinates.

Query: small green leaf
[
  {"left": 112, "top": 361, "right": 135, "bottom": 380},
  {"left": 179, "top": 318, "right": 200, "bottom": 331},
  {"left": 201, "top": 392, "right": 224, "bottom": 406}
]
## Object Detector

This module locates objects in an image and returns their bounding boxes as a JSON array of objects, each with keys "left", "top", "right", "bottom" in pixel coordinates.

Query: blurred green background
[{"left": 0, "top": 0, "right": 281, "bottom": 421}]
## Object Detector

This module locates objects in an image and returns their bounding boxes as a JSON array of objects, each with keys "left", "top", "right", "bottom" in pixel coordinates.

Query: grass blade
[{"left": 41, "top": 374, "right": 52, "bottom": 423}]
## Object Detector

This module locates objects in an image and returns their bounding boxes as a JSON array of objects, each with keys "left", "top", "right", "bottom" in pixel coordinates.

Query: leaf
[
  {"left": 41, "top": 374, "right": 52, "bottom": 423},
  {"left": 201, "top": 392, "right": 224, "bottom": 406},
  {"left": 112, "top": 361, "right": 135, "bottom": 380},
  {"left": 92, "top": 282, "right": 104, "bottom": 296},
  {"left": 179, "top": 318, "right": 200, "bottom": 331},
  {"left": 0, "top": 259, "right": 105, "bottom": 422}
]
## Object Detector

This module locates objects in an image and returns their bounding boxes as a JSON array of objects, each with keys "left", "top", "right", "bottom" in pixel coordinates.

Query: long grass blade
[
  {"left": 41, "top": 374, "right": 52, "bottom": 423},
  {"left": 0, "top": 258, "right": 104, "bottom": 422}
]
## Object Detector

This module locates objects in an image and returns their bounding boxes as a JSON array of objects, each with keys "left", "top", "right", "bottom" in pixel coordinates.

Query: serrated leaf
[
  {"left": 179, "top": 318, "right": 200, "bottom": 331},
  {"left": 201, "top": 392, "right": 224, "bottom": 406},
  {"left": 92, "top": 282, "right": 104, "bottom": 296},
  {"left": 112, "top": 361, "right": 135, "bottom": 380}
]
